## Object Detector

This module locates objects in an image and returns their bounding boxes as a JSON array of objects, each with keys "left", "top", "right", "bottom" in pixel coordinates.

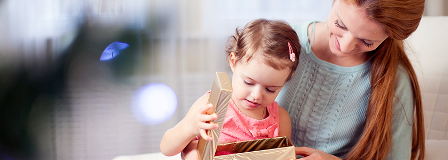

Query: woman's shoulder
[
  {"left": 395, "top": 65, "right": 412, "bottom": 86},
  {"left": 291, "top": 21, "right": 324, "bottom": 55},
  {"left": 292, "top": 21, "right": 317, "bottom": 39}
]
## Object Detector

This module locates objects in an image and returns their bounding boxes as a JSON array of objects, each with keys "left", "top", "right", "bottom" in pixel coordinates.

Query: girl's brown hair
[
  {"left": 341, "top": 0, "right": 425, "bottom": 160},
  {"left": 225, "top": 19, "right": 301, "bottom": 81}
]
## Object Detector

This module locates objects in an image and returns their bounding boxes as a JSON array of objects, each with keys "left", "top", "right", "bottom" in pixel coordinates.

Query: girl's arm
[
  {"left": 278, "top": 106, "right": 292, "bottom": 139},
  {"left": 160, "top": 94, "right": 218, "bottom": 156}
]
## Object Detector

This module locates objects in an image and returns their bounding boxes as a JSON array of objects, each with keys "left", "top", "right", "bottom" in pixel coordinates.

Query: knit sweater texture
[{"left": 276, "top": 21, "right": 414, "bottom": 159}]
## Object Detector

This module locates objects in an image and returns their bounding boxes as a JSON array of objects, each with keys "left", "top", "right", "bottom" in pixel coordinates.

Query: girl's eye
[
  {"left": 334, "top": 20, "right": 346, "bottom": 29},
  {"left": 244, "top": 80, "right": 253, "bottom": 85},
  {"left": 266, "top": 88, "right": 275, "bottom": 93},
  {"left": 362, "top": 40, "right": 373, "bottom": 47}
]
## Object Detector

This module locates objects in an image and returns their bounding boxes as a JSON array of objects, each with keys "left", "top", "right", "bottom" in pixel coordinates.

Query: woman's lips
[
  {"left": 245, "top": 99, "right": 260, "bottom": 108},
  {"left": 335, "top": 36, "right": 341, "bottom": 51}
]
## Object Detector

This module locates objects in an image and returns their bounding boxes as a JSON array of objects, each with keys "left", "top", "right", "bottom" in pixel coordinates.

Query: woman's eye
[
  {"left": 266, "top": 88, "right": 275, "bottom": 93},
  {"left": 334, "top": 20, "right": 346, "bottom": 29},
  {"left": 362, "top": 40, "right": 373, "bottom": 47},
  {"left": 244, "top": 80, "right": 253, "bottom": 85}
]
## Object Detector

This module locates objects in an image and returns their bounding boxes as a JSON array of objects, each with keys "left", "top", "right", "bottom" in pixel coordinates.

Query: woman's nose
[{"left": 338, "top": 33, "right": 357, "bottom": 53}]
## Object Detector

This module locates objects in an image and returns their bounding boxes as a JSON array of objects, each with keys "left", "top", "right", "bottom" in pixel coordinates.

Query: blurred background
[{"left": 0, "top": 0, "right": 446, "bottom": 160}]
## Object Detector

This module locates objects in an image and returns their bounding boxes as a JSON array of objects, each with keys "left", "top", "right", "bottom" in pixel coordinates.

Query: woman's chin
[{"left": 329, "top": 47, "right": 349, "bottom": 58}]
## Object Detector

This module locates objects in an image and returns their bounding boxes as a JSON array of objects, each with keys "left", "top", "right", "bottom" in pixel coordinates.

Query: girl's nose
[
  {"left": 338, "top": 33, "right": 357, "bottom": 53},
  {"left": 251, "top": 86, "right": 262, "bottom": 101}
]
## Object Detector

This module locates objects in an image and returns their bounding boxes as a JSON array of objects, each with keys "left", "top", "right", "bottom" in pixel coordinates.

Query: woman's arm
[
  {"left": 160, "top": 94, "right": 218, "bottom": 156},
  {"left": 278, "top": 105, "right": 341, "bottom": 160},
  {"left": 181, "top": 140, "right": 199, "bottom": 160},
  {"left": 387, "top": 66, "right": 415, "bottom": 159},
  {"left": 278, "top": 106, "right": 292, "bottom": 139}
]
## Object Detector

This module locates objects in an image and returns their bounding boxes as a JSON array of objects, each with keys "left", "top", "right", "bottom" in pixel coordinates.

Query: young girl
[{"left": 160, "top": 19, "right": 301, "bottom": 157}]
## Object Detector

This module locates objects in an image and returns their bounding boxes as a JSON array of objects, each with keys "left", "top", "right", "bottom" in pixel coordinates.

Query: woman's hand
[
  {"left": 295, "top": 147, "right": 341, "bottom": 160},
  {"left": 186, "top": 103, "right": 218, "bottom": 141},
  {"left": 181, "top": 140, "right": 199, "bottom": 160}
]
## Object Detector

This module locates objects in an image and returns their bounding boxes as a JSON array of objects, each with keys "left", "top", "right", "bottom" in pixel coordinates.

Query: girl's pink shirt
[{"left": 219, "top": 99, "right": 280, "bottom": 142}]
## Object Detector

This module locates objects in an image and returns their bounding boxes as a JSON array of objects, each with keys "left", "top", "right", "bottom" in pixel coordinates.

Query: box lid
[{"left": 197, "top": 72, "right": 233, "bottom": 160}]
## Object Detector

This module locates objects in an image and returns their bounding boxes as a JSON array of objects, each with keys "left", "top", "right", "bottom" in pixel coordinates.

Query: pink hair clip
[{"left": 288, "top": 42, "right": 295, "bottom": 62}]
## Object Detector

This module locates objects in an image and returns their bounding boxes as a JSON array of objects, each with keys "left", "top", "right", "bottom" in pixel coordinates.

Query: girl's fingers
[
  {"left": 199, "top": 113, "right": 218, "bottom": 122},
  {"left": 199, "top": 121, "right": 218, "bottom": 130},
  {"left": 199, "top": 129, "right": 212, "bottom": 141},
  {"left": 199, "top": 104, "right": 213, "bottom": 114},
  {"left": 195, "top": 103, "right": 217, "bottom": 142}
]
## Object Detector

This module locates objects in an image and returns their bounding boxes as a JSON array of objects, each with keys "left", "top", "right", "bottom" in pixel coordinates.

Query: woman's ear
[{"left": 229, "top": 52, "right": 237, "bottom": 71}]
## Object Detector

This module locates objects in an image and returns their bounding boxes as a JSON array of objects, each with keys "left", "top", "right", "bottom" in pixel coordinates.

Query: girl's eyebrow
[{"left": 243, "top": 75, "right": 283, "bottom": 88}]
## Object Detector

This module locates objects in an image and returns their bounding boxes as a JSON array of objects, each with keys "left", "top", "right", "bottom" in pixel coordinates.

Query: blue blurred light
[
  {"left": 132, "top": 83, "right": 178, "bottom": 126},
  {"left": 100, "top": 41, "right": 130, "bottom": 61}
]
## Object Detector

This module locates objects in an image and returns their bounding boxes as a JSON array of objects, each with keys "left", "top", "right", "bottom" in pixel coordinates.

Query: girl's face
[
  {"left": 326, "top": 0, "right": 388, "bottom": 58},
  {"left": 229, "top": 52, "right": 290, "bottom": 116}
]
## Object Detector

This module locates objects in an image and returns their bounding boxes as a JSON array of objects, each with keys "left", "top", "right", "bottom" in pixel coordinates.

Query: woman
[
  {"left": 276, "top": 0, "right": 425, "bottom": 159},
  {"left": 182, "top": 0, "right": 425, "bottom": 159}
]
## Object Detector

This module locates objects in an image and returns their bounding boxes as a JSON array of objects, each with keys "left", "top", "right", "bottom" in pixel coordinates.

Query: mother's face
[{"left": 326, "top": 0, "right": 388, "bottom": 58}]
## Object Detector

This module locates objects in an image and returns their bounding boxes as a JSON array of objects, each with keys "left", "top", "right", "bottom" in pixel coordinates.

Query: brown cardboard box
[{"left": 197, "top": 72, "right": 296, "bottom": 160}]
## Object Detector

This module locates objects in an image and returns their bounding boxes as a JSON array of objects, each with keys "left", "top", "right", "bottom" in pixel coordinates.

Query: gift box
[
  {"left": 197, "top": 72, "right": 296, "bottom": 160},
  {"left": 214, "top": 136, "right": 295, "bottom": 160}
]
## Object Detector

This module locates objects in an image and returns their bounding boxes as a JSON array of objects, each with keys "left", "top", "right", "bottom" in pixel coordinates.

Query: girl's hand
[
  {"left": 186, "top": 103, "right": 218, "bottom": 141},
  {"left": 160, "top": 94, "right": 215, "bottom": 156},
  {"left": 295, "top": 147, "right": 341, "bottom": 160}
]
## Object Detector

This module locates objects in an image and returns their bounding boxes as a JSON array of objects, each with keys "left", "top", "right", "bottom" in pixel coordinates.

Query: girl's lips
[
  {"left": 245, "top": 99, "right": 260, "bottom": 108},
  {"left": 335, "top": 35, "right": 341, "bottom": 51}
]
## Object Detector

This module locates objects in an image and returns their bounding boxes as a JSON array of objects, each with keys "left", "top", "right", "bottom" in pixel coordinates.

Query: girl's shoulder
[
  {"left": 274, "top": 102, "right": 290, "bottom": 118},
  {"left": 277, "top": 105, "right": 289, "bottom": 117}
]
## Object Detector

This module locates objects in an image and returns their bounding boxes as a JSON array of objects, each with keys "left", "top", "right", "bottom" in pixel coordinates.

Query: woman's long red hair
[{"left": 342, "top": 0, "right": 425, "bottom": 159}]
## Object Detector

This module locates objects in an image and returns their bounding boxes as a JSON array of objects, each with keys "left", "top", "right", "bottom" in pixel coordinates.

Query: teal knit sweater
[{"left": 276, "top": 21, "right": 414, "bottom": 159}]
